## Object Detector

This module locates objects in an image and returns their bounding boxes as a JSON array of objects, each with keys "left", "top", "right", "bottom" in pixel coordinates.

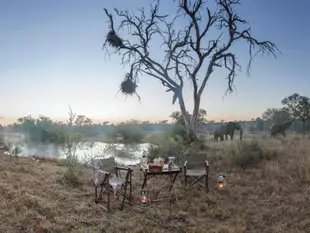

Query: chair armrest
[{"left": 97, "top": 169, "right": 110, "bottom": 175}]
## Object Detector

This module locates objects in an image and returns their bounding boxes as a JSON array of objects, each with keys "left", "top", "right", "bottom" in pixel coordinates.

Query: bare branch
[
  {"left": 102, "top": 0, "right": 280, "bottom": 135},
  {"left": 197, "top": 0, "right": 280, "bottom": 96},
  {"left": 177, "top": 0, "right": 220, "bottom": 96},
  {"left": 103, "top": 1, "right": 181, "bottom": 96}
]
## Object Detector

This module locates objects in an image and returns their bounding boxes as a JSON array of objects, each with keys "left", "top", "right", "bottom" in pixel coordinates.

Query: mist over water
[{"left": 3, "top": 133, "right": 151, "bottom": 165}]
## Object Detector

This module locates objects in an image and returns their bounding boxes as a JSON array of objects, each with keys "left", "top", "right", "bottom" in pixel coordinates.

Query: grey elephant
[
  {"left": 269, "top": 118, "right": 294, "bottom": 138},
  {"left": 225, "top": 121, "right": 243, "bottom": 141},
  {"left": 213, "top": 121, "right": 243, "bottom": 141},
  {"left": 213, "top": 125, "right": 225, "bottom": 141}
]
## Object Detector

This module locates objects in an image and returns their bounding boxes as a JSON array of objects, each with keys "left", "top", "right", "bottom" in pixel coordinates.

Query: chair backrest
[
  {"left": 186, "top": 153, "right": 207, "bottom": 169},
  {"left": 91, "top": 157, "right": 115, "bottom": 173}
]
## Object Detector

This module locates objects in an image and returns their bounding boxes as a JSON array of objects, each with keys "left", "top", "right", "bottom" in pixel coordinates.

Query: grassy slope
[{"left": 0, "top": 134, "right": 310, "bottom": 233}]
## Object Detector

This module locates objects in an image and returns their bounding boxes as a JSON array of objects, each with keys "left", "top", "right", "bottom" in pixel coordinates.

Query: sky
[{"left": 1, "top": 0, "right": 310, "bottom": 125}]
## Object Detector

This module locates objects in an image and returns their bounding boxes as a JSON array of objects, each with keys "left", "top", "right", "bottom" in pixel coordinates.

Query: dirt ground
[{"left": 0, "top": 134, "right": 309, "bottom": 233}]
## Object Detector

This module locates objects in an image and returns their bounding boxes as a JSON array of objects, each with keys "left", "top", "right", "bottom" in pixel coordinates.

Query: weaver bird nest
[
  {"left": 120, "top": 73, "right": 138, "bottom": 96},
  {"left": 106, "top": 30, "right": 123, "bottom": 48},
  {"left": 117, "top": 73, "right": 141, "bottom": 102}
]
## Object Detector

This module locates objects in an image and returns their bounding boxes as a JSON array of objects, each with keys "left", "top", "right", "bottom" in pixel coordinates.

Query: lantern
[
  {"left": 140, "top": 189, "right": 149, "bottom": 209},
  {"left": 217, "top": 175, "right": 225, "bottom": 192}
]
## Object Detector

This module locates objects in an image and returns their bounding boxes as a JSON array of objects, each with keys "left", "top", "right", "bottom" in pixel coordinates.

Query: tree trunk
[
  {"left": 177, "top": 91, "right": 199, "bottom": 144},
  {"left": 190, "top": 96, "right": 201, "bottom": 136},
  {"left": 177, "top": 92, "right": 190, "bottom": 130}
]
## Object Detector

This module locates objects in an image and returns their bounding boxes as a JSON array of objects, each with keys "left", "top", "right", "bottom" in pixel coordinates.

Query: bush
[
  {"left": 166, "top": 124, "right": 187, "bottom": 140},
  {"left": 186, "top": 134, "right": 209, "bottom": 152},
  {"left": 228, "top": 139, "right": 279, "bottom": 168},
  {"left": 11, "top": 116, "right": 68, "bottom": 146},
  {"left": 147, "top": 133, "right": 186, "bottom": 165},
  {"left": 108, "top": 124, "right": 146, "bottom": 143},
  {"left": 62, "top": 167, "right": 84, "bottom": 187},
  {"left": 165, "top": 124, "right": 200, "bottom": 146},
  {"left": 145, "top": 126, "right": 209, "bottom": 165}
]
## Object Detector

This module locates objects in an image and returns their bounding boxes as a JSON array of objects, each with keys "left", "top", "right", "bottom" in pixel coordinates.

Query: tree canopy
[
  {"left": 170, "top": 109, "right": 207, "bottom": 126},
  {"left": 262, "top": 108, "right": 291, "bottom": 123},
  {"left": 282, "top": 93, "right": 310, "bottom": 122},
  {"left": 282, "top": 93, "right": 310, "bottom": 136}
]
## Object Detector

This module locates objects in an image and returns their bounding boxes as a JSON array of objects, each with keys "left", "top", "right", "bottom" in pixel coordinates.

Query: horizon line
[{"left": 0, "top": 115, "right": 257, "bottom": 126}]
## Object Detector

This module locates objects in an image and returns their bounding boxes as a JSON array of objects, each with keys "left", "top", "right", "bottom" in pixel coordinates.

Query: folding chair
[
  {"left": 183, "top": 153, "right": 209, "bottom": 192},
  {"left": 91, "top": 158, "right": 133, "bottom": 211}
]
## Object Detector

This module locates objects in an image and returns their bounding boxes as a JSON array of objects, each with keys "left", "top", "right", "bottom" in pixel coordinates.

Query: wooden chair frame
[
  {"left": 92, "top": 159, "right": 133, "bottom": 211},
  {"left": 183, "top": 156, "right": 209, "bottom": 192}
]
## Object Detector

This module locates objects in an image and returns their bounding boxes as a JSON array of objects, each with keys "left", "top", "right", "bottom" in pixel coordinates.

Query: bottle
[
  {"left": 140, "top": 155, "right": 148, "bottom": 170},
  {"left": 168, "top": 160, "right": 173, "bottom": 170}
]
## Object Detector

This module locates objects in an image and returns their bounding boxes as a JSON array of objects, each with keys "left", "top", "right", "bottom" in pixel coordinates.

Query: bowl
[{"left": 148, "top": 163, "right": 164, "bottom": 172}]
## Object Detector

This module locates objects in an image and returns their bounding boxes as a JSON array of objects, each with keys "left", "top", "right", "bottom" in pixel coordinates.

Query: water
[{"left": 4, "top": 141, "right": 153, "bottom": 165}]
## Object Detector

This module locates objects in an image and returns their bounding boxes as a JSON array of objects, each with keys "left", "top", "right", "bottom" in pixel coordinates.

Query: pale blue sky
[{"left": 1, "top": 0, "right": 309, "bottom": 123}]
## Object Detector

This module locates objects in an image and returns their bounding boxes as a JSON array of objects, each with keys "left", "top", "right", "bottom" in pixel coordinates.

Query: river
[{"left": 4, "top": 141, "right": 152, "bottom": 165}]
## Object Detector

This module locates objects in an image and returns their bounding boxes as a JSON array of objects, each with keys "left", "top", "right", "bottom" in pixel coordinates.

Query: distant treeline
[
  {"left": 2, "top": 92, "right": 310, "bottom": 145},
  {"left": 1, "top": 115, "right": 308, "bottom": 144}
]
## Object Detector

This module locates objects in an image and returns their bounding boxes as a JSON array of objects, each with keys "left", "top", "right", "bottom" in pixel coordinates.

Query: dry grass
[{"left": 1, "top": 133, "right": 310, "bottom": 233}]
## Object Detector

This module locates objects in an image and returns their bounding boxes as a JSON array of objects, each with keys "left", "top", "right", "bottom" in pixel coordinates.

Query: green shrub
[
  {"left": 108, "top": 124, "right": 146, "bottom": 143},
  {"left": 228, "top": 139, "right": 279, "bottom": 168},
  {"left": 165, "top": 124, "right": 200, "bottom": 146},
  {"left": 147, "top": 133, "right": 186, "bottom": 165},
  {"left": 146, "top": 126, "right": 209, "bottom": 165},
  {"left": 186, "top": 134, "right": 209, "bottom": 152},
  {"left": 63, "top": 167, "right": 83, "bottom": 187},
  {"left": 166, "top": 124, "right": 187, "bottom": 140}
]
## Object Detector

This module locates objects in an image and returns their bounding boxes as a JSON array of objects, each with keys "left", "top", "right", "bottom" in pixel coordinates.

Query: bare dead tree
[{"left": 102, "top": 0, "right": 280, "bottom": 137}]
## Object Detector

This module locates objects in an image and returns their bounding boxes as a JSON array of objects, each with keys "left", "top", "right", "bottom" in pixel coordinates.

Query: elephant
[
  {"left": 225, "top": 121, "right": 243, "bottom": 141},
  {"left": 213, "top": 125, "right": 225, "bottom": 142},
  {"left": 269, "top": 118, "right": 294, "bottom": 138},
  {"left": 213, "top": 121, "right": 243, "bottom": 141}
]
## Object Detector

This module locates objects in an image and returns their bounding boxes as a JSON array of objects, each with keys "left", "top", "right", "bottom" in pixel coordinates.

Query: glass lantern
[
  {"left": 140, "top": 189, "right": 149, "bottom": 209},
  {"left": 217, "top": 175, "right": 225, "bottom": 192}
]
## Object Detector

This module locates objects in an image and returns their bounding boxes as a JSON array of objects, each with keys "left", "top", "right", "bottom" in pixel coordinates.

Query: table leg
[
  {"left": 168, "top": 172, "right": 180, "bottom": 202},
  {"left": 141, "top": 173, "right": 147, "bottom": 189},
  {"left": 140, "top": 171, "right": 181, "bottom": 202},
  {"left": 168, "top": 173, "right": 179, "bottom": 191}
]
